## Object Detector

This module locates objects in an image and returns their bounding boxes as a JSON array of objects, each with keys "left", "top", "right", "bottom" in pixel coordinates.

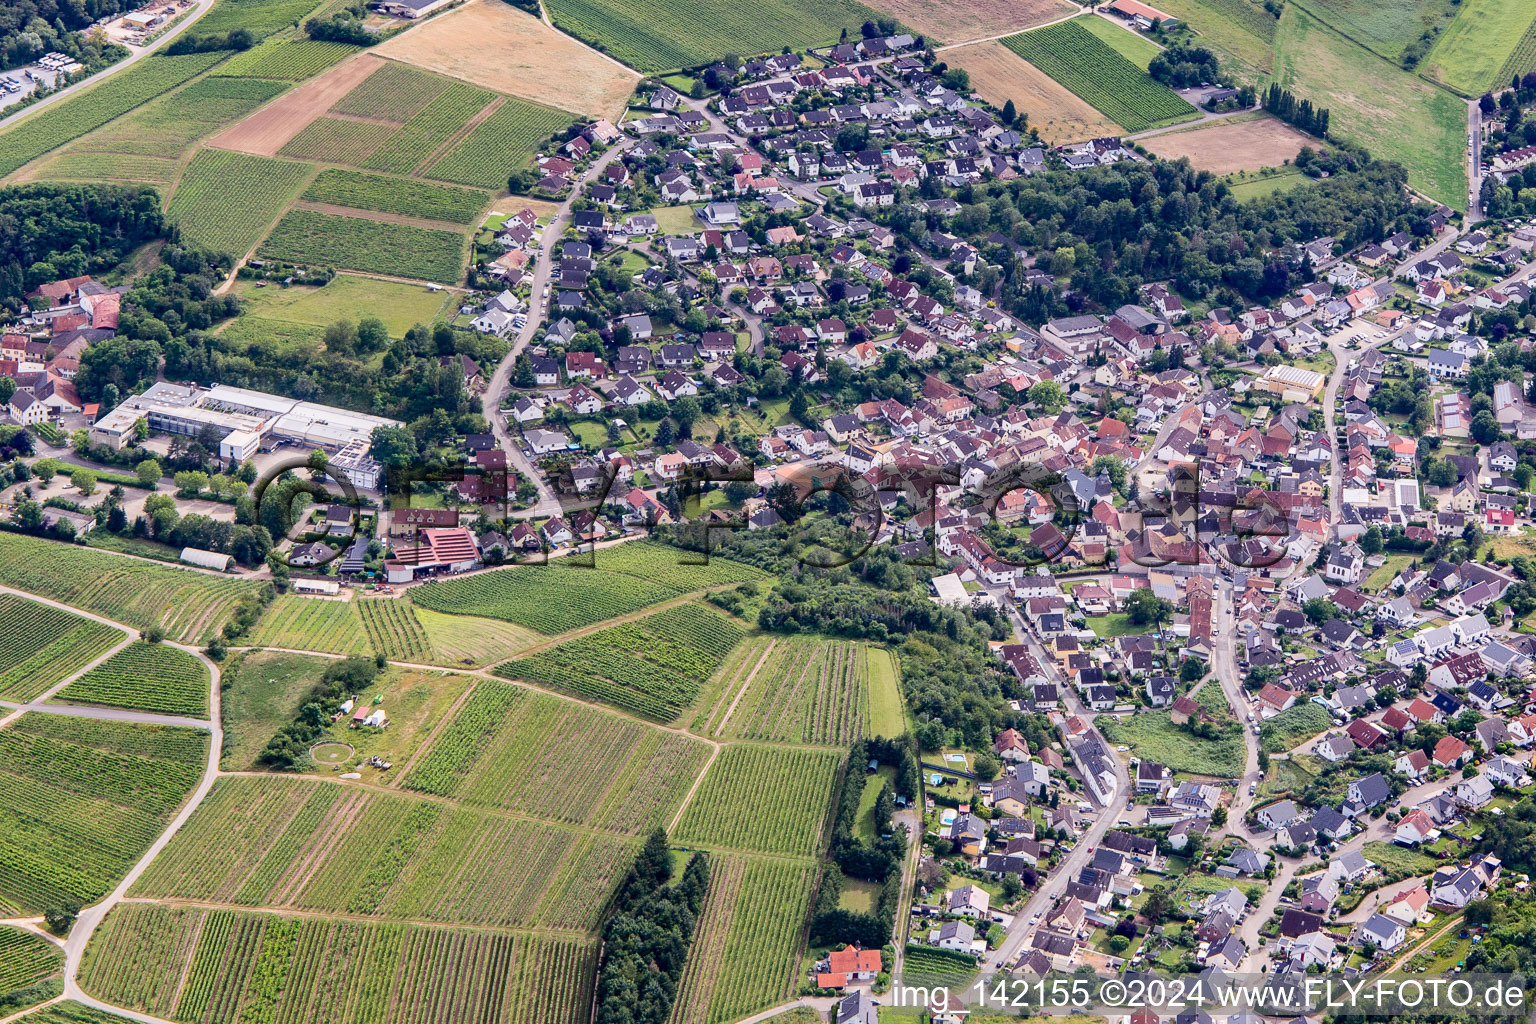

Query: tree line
[
  {"left": 1262, "top": 84, "right": 1330, "bottom": 138},
  {"left": 593, "top": 830, "right": 710, "bottom": 1024}
]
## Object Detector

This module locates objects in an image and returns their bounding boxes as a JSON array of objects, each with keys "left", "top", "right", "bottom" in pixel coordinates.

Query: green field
[
  {"left": 55, "top": 642, "right": 210, "bottom": 717},
  {"left": 865, "top": 646, "right": 905, "bottom": 738},
  {"left": 245, "top": 595, "right": 370, "bottom": 655},
  {"left": 0, "top": 51, "right": 228, "bottom": 178},
  {"left": 499, "top": 604, "right": 746, "bottom": 721},
  {"left": 217, "top": 650, "right": 331, "bottom": 770},
  {"left": 1086, "top": 613, "right": 1156, "bottom": 638},
  {"left": 410, "top": 562, "right": 677, "bottom": 633},
  {"left": 330, "top": 60, "right": 451, "bottom": 121},
  {"left": 0, "top": 593, "right": 125, "bottom": 703},
  {"left": 35, "top": 76, "right": 288, "bottom": 184},
  {"left": 671, "top": 855, "right": 817, "bottom": 1024},
  {"left": 693, "top": 636, "right": 870, "bottom": 745},
  {"left": 1145, "top": 0, "right": 1276, "bottom": 79},
  {"left": 194, "top": 0, "right": 332, "bottom": 38},
  {"left": 167, "top": 149, "right": 314, "bottom": 257},
  {"left": 360, "top": 82, "right": 497, "bottom": 176},
  {"left": 278, "top": 116, "right": 398, "bottom": 163},
  {"left": 257, "top": 208, "right": 467, "bottom": 283},
  {"left": 1227, "top": 167, "right": 1311, "bottom": 200},
  {"left": 1074, "top": 14, "right": 1163, "bottom": 69},
  {"left": 0, "top": 713, "right": 206, "bottom": 914},
  {"left": 902, "top": 946, "right": 979, "bottom": 989},
  {"left": 424, "top": 98, "right": 573, "bottom": 189},
  {"left": 0, "top": 925, "right": 63, "bottom": 1012},
  {"left": 302, "top": 168, "right": 490, "bottom": 224},
  {"left": 1259, "top": 702, "right": 1332, "bottom": 752},
  {"left": 1273, "top": 5, "right": 1467, "bottom": 208},
  {"left": 1002, "top": 20, "right": 1198, "bottom": 132},
  {"left": 81, "top": 901, "right": 597, "bottom": 1024},
  {"left": 233, "top": 272, "right": 450, "bottom": 336},
  {"left": 674, "top": 744, "right": 841, "bottom": 857},
  {"left": 544, "top": 0, "right": 885, "bottom": 72},
  {"left": 403, "top": 683, "right": 709, "bottom": 833},
  {"left": 210, "top": 38, "right": 358, "bottom": 79},
  {"left": 1291, "top": 0, "right": 1451, "bottom": 62},
  {"left": 1099, "top": 709, "right": 1246, "bottom": 777},
  {"left": 1421, "top": 0, "right": 1536, "bottom": 95}
]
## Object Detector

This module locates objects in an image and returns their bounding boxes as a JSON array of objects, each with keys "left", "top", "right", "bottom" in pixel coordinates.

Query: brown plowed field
[
  {"left": 947, "top": 40, "right": 1121, "bottom": 144},
  {"left": 881, "top": 0, "right": 1074, "bottom": 43},
  {"left": 1142, "top": 116, "right": 1314, "bottom": 173},
  {"left": 209, "top": 53, "right": 384, "bottom": 157},
  {"left": 376, "top": 0, "right": 639, "bottom": 120}
]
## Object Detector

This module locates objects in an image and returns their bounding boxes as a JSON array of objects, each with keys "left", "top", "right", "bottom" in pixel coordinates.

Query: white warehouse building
[{"left": 91, "top": 382, "right": 400, "bottom": 489}]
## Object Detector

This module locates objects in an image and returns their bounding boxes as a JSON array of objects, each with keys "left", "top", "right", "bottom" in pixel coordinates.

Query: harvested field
[
  {"left": 1142, "top": 116, "right": 1313, "bottom": 173},
  {"left": 945, "top": 39, "right": 1121, "bottom": 142},
  {"left": 895, "top": 0, "right": 1073, "bottom": 43},
  {"left": 209, "top": 52, "right": 383, "bottom": 157},
  {"left": 376, "top": 0, "right": 637, "bottom": 120}
]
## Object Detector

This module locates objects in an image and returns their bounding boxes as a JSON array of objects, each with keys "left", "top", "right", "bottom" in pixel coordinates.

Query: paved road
[
  {"left": 0, "top": 699, "right": 209, "bottom": 730},
  {"left": 0, "top": 0, "right": 216, "bottom": 134},
  {"left": 1210, "top": 580, "right": 1261, "bottom": 835},
  {"left": 480, "top": 142, "right": 633, "bottom": 519}
]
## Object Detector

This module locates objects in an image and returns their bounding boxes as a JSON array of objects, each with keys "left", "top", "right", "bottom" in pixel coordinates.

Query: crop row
[
  {"left": 425, "top": 97, "right": 571, "bottom": 189},
  {"left": 278, "top": 116, "right": 397, "bottom": 164},
  {"left": 330, "top": 60, "right": 450, "bottom": 122},
  {"left": 360, "top": 82, "right": 496, "bottom": 176},
  {"left": 355, "top": 596, "right": 433, "bottom": 661},
  {"left": 0, "top": 532, "right": 263, "bottom": 642},
  {"left": 302, "top": 168, "right": 489, "bottom": 225},
  {"left": 673, "top": 744, "right": 841, "bottom": 857},
  {"left": 210, "top": 39, "right": 357, "bottom": 80},
  {"left": 543, "top": 0, "right": 874, "bottom": 73},
  {"left": 0, "top": 592, "right": 125, "bottom": 703},
  {"left": 257, "top": 208, "right": 467, "bottom": 283},
  {"left": 0, "top": 716, "right": 206, "bottom": 912},
  {"left": 194, "top": 0, "right": 331, "bottom": 38},
  {"left": 85, "top": 903, "right": 600, "bottom": 1024},
  {"left": 411, "top": 562, "right": 676, "bottom": 634},
  {"left": 0, "top": 925, "right": 62, "bottom": 1001},
  {"left": 402, "top": 681, "right": 526, "bottom": 796},
  {"left": 589, "top": 540, "right": 769, "bottom": 591},
  {"left": 497, "top": 604, "right": 744, "bottom": 720},
  {"left": 247, "top": 594, "right": 370, "bottom": 655},
  {"left": 1002, "top": 20, "right": 1197, "bottom": 132},
  {"left": 57, "top": 640, "right": 210, "bottom": 717},
  {"left": 726, "top": 638, "right": 864, "bottom": 746},
  {"left": 0, "top": 50, "right": 227, "bottom": 177},
  {"left": 702, "top": 859, "right": 815, "bottom": 1023}
]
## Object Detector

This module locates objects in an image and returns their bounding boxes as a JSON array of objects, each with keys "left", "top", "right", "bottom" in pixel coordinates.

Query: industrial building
[{"left": 91, "top": 382, "right": 400, "bottom": 489}]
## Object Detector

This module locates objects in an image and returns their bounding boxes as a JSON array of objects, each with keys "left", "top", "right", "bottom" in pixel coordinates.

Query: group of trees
[
  {"left": 1262, "top": 84, "right": 1330, "bottom": 138},
  {"left": 0, "top": 0, "right": 129, "bottom": 72},
  {"left": 258, "top": 655, "right": 382, "bottom": 768},
  {"left": 812, "top": 738, "right": 916, "bottom": 950},
  {"left": 0, "top": 183, "right": 164, "bottom": 312},
  {"left": 1147, "top": 44, "right": 1220, "bottom": 89},
  {"left": 593, "top": 831, "right": 709, "bottom": 1024}
]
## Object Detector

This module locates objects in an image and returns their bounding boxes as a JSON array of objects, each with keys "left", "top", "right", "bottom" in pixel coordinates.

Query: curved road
[{"left": 480, "top": 141, "right": 634, "bottom": 519}]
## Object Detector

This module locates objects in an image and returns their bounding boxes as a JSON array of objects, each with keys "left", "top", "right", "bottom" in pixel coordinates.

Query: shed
[{"left": 180, "top": 547, "right": 233, "bottom": 571}]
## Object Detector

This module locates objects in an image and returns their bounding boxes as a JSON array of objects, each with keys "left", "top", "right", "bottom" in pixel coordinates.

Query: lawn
[
  {"left": 1098, "top": 709, "right": 1245, "bottom": 777},
  {"left": 1272, "top": 4, "right": 1467, "bottom": 208},
  {"left": 1075, "top": 13, "right": 1163, "bottom": 69},
  {"left": 1086, "top": 613, "right": 1156, "bottom": 638},
  {"left": 303, "top": 669, "right": 471, "bottom": 780},
  {"left": 640, "top": 205, "right": 703, "bottom": 234},
  {"left": 1293, "top": 0, "right": 1452, "bottom": 63},
  {"left": 218, "top": 650, "right": 332, "bottom": 770},
  {"left": 1421, "top": 0, "right": 1536, "bottom": 95},
  {"left": 855, "top": 766, "right": 896, "bottom": 843},
  {"left": 1226, "top": 167, "right": 1311, "bottom": 201},
  {"left": 865, "top": 646, "right": 906, "bottom": 739},
  {"left": 1363, "top": 840, "right": 1440, "bottom": 879},
  {"left": 234, "top": 273, "right": 452, "bottom": 337},
  {"left": 1362, "top": 552, "right": 1414, "bottom": 593},
  {"left": 1259, "top": 702, "right": 1332, "bottom": 752}
]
